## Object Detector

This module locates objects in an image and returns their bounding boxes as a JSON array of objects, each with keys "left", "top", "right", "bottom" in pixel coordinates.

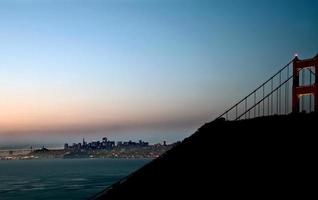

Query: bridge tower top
[{"left": 292, "top": 54, "right": 318, "bottom": 113}]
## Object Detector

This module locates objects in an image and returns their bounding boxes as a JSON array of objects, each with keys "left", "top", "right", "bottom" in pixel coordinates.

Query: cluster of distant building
[
  {"left": 64, "top": 137, "right": 161, "bottom": 150},
  {"left": 1, "top": 138, "right": 178, "bottom": 160}
]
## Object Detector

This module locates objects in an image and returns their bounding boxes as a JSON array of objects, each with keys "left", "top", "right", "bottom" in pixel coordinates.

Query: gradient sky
[{"left": 0, "top": 0, "right": 317, "bottom": 146}]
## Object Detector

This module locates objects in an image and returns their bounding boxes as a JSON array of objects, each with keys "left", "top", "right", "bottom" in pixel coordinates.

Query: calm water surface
[{"left": 0, "top": 159, "right": 150, "bottom": 200}]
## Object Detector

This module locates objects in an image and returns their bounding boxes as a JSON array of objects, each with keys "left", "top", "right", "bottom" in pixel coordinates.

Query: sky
[{"left": 0, "top": 0, "right": 317, "bottom": 147}]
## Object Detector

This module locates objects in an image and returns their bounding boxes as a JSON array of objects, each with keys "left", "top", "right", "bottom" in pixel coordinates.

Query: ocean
[{"left": 0, "top": 159, "right": 150, "bottom": 200}]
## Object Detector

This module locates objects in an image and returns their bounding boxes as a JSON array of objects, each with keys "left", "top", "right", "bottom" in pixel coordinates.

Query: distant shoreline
[
  {"left": 0, "top": 145, "right": 175, "bottom": 161},
  {"left": 0, "top": 157, "right": 154, "bottom": 161}
]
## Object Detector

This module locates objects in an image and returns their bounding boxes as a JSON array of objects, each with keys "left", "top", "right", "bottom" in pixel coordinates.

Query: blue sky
[{"left": 0, "top": 0, "right": 317, "bottom": 146}]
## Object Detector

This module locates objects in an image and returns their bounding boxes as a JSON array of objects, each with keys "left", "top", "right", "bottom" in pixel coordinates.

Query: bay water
[{"left": 0, "top": 159, "right": 150, "bottom": 200}]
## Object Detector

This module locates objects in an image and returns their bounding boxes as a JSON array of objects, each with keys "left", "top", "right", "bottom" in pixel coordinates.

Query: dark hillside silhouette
[{"left": 91, "top": 112, "right": 317, "bottom": 199}]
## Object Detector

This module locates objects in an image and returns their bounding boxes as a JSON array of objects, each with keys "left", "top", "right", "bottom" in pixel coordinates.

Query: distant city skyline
[{"left": 0, "top": 0, "right": 318, "bottom": 146}]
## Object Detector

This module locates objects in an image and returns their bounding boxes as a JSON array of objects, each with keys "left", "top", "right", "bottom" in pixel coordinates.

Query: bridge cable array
[{"left": 217, "top": 55, "right": 317, "bottom": 121}]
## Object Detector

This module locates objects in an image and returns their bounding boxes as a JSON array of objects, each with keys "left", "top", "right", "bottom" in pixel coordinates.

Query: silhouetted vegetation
[{"left": 91, "top": 113, "right": 317, "bottom": 199}]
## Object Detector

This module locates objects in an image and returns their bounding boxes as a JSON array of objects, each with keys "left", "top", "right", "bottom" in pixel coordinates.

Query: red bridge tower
[{"left": 292, "top": 54, "right": 318, "bottom": 113}]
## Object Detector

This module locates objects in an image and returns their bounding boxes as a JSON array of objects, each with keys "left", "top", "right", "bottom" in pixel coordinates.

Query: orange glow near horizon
[{"left": 0, "top": 87, "right": 210, "bottom": 135}]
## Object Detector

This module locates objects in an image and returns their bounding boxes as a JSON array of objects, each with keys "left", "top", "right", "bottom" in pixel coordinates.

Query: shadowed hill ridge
[{"left": 92, "top": 113, "right": 317, "bottom": 199}]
